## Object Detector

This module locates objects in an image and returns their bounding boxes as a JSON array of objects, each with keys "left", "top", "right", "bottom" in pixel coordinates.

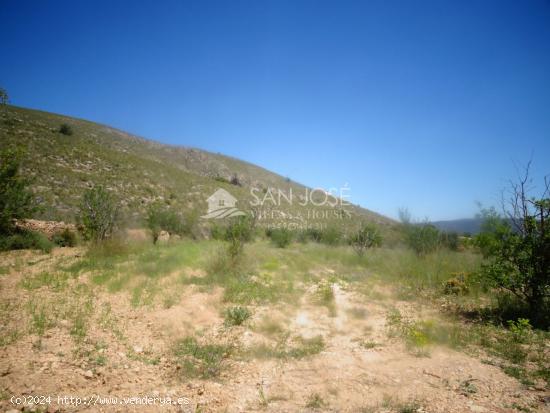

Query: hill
[
  {"left": 430, "top": 218, "right": 483, "bottom": 235},
  {"left": 0, "top": 105, "right": 394, "bottom": 233}
]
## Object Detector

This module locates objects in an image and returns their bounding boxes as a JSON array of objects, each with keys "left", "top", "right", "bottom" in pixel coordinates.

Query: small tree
[
  {"left": 146, "top": 202, "right": 185, "bottom": 243},
  {"left": 350, "top": 223, "right": 382, "bottom": 256},
  {"left": 224, "top": 216, "right": 252, "bottom": 258},
  {"left": 398, "top": 210, "right": 439, "bottom": 256},
  {"left": 477, "top": 163, "right": 550, "bottom": 326},
  {"left": 78, "top": 186, "right": 119, "bottom": 242},
  {"left": 269, "top": 227, "right": 293, "bottom": 248},
  {"left": 439, "top": 231, "right": 460, "bottom": 251},
  {"left": 0, "top": 147, "right": 37, "bottom": 235},
  {"left": 474, "top": 206, "right": 508, "bottom": 257}
]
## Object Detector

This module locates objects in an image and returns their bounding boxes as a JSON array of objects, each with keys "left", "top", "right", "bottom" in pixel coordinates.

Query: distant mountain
[{"left": 431, "top": 218, "right": 483, "bottom": 235}]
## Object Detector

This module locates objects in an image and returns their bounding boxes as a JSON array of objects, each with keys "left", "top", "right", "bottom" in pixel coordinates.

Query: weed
[
  {"left": 507, "top": 318, "right": 532, "bottom": 343},
  {"left": 315, "top": 281, "right": 336, "bottom": 317},
  {"left": 305, "top": 393, "right": 326, "bottom": 409},
  {"left": 27, "top": 301, "right": 53, "bottom": 336},
  {"left": 173, "top": 337, "right": 232, "bottom": 379},
  {"left": 246, "top": 335, "right": 325, "bottom": 360},
  {"left": 224, "top": 306, "right": 251, "bottom": 326},
  {"left": 20, "top": 271, "right": 68, "bottom": 291}
]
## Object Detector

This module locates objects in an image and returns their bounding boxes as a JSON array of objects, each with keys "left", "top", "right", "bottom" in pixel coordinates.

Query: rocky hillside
[{"left": 0, "top": 105, "right": 394, "bottom": 232}]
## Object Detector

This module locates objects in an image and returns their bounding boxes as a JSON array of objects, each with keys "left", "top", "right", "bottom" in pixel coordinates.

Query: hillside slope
[{"left": 0, "top": 105, "right": 394, "bottom": 232}]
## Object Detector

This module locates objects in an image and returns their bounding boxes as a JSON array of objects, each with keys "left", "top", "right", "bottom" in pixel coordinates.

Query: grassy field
[{"left": 1, "top": 234, "right": 548, "bottom": 412}]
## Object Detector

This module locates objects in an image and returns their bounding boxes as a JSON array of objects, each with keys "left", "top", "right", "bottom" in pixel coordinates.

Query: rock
[
  {"left": 83, "top": 370, "right": 94, "bottom": 379},
  {"left": 133, "top": 345, "right": 144, "bottom": 354},
  {"left": 158, "top": 231, "right": 170, "bottom": 243}
]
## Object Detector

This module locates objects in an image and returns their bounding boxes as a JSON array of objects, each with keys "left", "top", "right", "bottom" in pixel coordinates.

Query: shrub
[
  {"left": 404, "top": 224, "right": 440, "bottom": 256},
  {"left": 209, "top": 223, "right": 226, "bottom": 240},
  {"left": 230, "top": 174, "right": 242, "bottom": 186},
  {"left": 507, "top": 318, "right": 532, "bottom": 344},
  {"left": 476, "top": 194, "right": 549, "bottom": 327},
  {"left": 224, "top": 306, "right": 251, "bottom": 326},
  {"left": 473, "top": 207, "right": 508, "bottom": 257},
  {"left": 224, "top": 216, "right": 253, "bottom": 258},
  {"left": 78, "top": 186, "right": 119, "bottom": 242},
  {"left": 305, "top": 228, "right": 323, "bottom": 242},
  {"left": 268, "top": 228, "right": 293, "bottom": 248},
  {"left": 52, "top": 228, "right": 77, "bottom": 247},
  {"left": 58, "top": 123, "right": 73, "bottom": 135},
  {"left": 439, "top": 231, "right": 460, "bottom": 251},
  {"left": 443, "top": 272, "right": 469, "bottom": 295},
  {"left": 0, "top": 229, "right": 53, "bottom": 253},
  {"left": 320, "top": 226, "right": 341, "bottom": 246},
  {"left": 0, "top": 147, "right": 37, "bottom": 235},
  {"left": 146, "top": 202, "right": 185, "bottom": 243},
  {"left": 173, "top": 336, "right": 232, "bottom": 379},
  {"left": 349, "top": 223, "right": 382, "bottom": 256}
]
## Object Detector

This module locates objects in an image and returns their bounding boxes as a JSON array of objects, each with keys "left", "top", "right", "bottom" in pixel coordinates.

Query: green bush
[
  {"left": 349, "top": 223, "right": 382, "bottom": 256},
  {"left": 146, "top": 202, "right": 186, "bottom": 243},
  {"left": 58, "top": 123, "right": 73, "bottom": 135},
  {"left": 473, "top": 207, "right": 508, "bottom": 257},
  {"left": 404, "top": 224, "right": 440, "bottom": 256},
  {"left": 209, "top": 223, "right": 226, "bottom": 240},
  {"left": 52, "top": 228, "right": 77, "bottom": 247},
  {"left": 224, "top": 216, "right": 253, "bottom": 258},
  {"left": 305, "top": 228, "right": 323, "bottom": 242},
  {"left": 479, "top": 223, "right": 550, "bottom": 327},
  {"left": 443, "top": 272, "right": 469, "bottom": 295},
  {"left": 439, "top": 231, "right": 460, "bottom": 251},
  {"left": 0, "top": 147, "right": 37, "bottom": 235},
  {"left": 475, "top": 173, "right": 549, "bottom": 328},
  {"left": 78, "top": 186, "right": 119, "bottom": 242},
  {"left": 320, "top": 226, "right": 341, "bottom": 246},
  {"left": 0, "top": 229, "right": 53, "bottom": 253},
  {"left": 224, "top": 306, "right": 251, "bottom": 326},
  {"left": 268, "top": 228, "right": 293, "bottom": 248}
]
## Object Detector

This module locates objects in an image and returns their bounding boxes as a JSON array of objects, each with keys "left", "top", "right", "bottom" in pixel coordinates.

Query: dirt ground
[{"left": 0, "top": 248, "right": 548, "bottom": 413}]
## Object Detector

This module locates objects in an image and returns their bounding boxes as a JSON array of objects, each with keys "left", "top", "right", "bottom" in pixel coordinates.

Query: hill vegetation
[{"left": 0, "top": 105, "right": 393, "bottom": 236}]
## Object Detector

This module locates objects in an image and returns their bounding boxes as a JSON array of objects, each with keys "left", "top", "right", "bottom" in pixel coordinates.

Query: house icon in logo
[{"left": 201, "top": 188, "right": 246, "bottom": 219}]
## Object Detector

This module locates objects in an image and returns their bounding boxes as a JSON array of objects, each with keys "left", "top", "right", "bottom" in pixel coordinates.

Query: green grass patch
[
  {"left": 223, "top": 306, "right": 251, "bottom": 326},
  {"left": 245, "top": 335, "right": 325, "bottom": 360},
  {"left": 173, "top": 336, "right": 232, "bottom": 379}
]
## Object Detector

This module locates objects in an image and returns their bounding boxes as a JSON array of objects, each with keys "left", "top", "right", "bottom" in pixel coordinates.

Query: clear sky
[{"left": 1, "top": 0, "right": 549, "bottom": 220}]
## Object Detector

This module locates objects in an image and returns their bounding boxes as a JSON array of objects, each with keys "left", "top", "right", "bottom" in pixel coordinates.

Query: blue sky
[{"left": 1, "top": 0, "right": 549, "bottom": 220}]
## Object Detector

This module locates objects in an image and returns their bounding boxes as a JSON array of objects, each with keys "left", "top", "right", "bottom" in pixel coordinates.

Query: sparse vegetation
[
  {"left": 223, "top": 306, "right": 251, "bottom": 326},
  {"left": 58, "top": 123, "right": 73, "bottom": 135},
  {"left": 0, "top": 107, "right": 547, "bottom": 412},
  {"left": 78, "top": 185, "right": 119, "bottom": 242},
  {"left": 145, "top": 202, "right": 186, "bottom": 243},
  {"left": 173, "top": 336, "right": 232, "bottom": 379},
  {"left": 474, "top": 169, "right": 550, "bottom": 328},
  {"left": 0, "top": 147, "right": 38, "bottom": 237},
  {"left": 305, "top": 393, "right": 326, "bottom": 409},
  {"left": 224, "top": 215, "right": 253, "bottom": 259},
  {"left": 349, "top": 222, "right": 382, "bottom": 256},
  {"left": 267, "top": 227, "right": 293, "bottom": 248},
  {"left": 52, "top": 228, "right": 77, "bottom": 247}
]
